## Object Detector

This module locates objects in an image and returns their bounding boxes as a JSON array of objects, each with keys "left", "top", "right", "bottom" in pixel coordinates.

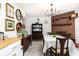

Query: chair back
[
  {"left": 0, "top": 32, "right": 4, "bottom": 40},
  {"left": 47, "top": 32, "right": 52, "bottom": 35},
  {"left": 56, "top": 38, "right": 69, "bottom": 56}
]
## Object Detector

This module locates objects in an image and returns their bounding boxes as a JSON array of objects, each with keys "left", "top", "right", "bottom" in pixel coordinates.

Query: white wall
[
  {"left": 24, "top": 16, "right": 51, "bottom": 35},
  {"left": 0, "top": 3, "right": 25, "bottom": 37},
  {"left": 75, "top": 9, "right": 79, "bottom": 43},
  {"left": 0, "top": 3, "right": 51, "bottom": 37},
  {"left": 0, "top": 3, "right": 5, "bottom": 32}
]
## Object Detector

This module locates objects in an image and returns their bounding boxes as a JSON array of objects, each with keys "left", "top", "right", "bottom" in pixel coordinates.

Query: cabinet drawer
[
  {"left": 0, "top": 40, "right": 21, "bottom": 56},
  {"left": 8, "top": 45, "right": 23, "bottom": 56},
  {"left": 8, "top": 51, "right": 17, "bottom": 56},
  {"left": 0, "top": 47, "right": 12, "bottom": 56}
]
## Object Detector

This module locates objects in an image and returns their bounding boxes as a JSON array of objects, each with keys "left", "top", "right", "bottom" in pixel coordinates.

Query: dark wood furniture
[
  {"left": 21, "top": 35, "right": 31, "bottom": 55},
  {"left": 0, "top": 32, "right": 4, "bottom": 40},
  {"left": 32, "top": 23, "right": 43, "bottom": 40},
  {"left": 47, "top": 32, "right": 52, "bottom": 35},
  {"left": 51, "top": 11, "right": 75, "bottom": 40},
  {"left": 51, "top": 38, "right": 69, "bottom": 56}
]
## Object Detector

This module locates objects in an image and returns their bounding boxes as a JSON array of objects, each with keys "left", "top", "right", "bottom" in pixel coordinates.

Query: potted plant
[
  {"left": 52, "top": 32, "right": 57, "bottom": 37},
  {"left": 66, "top": 32, "right": 72, "bottom": 38}
]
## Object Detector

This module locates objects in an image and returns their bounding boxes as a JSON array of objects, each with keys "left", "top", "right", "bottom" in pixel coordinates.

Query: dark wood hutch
[{"left": 32, "top": 23, "right": 43, "bottom": 40}]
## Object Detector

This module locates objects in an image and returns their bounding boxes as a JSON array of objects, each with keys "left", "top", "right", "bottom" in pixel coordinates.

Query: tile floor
[{"left": 24, "top": 40, "right": 44, "bottom": 56}]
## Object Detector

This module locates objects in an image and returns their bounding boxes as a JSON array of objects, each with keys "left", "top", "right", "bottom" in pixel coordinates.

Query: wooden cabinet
[
  {"left": 21, "top": 35, "right": 31, "bottom": 54},
  {"left": 0, "top": 40, "right": 23, "bottom": 56},
  {"left": 32, "top": 23, "right": 43, "bottom": 40}
]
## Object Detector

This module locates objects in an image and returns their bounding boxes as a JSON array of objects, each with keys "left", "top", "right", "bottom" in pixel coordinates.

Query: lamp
[
  {"left": 71, "top": 14, "right": 76, "bottom": 18},
  {"left": 71, "top": 13, "right": 78, "bottom": 18}
]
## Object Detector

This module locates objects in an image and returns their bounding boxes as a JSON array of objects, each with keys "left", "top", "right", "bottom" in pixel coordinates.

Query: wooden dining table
[{"left": 43, "top": 35, "right": 75, "bottom": 56}]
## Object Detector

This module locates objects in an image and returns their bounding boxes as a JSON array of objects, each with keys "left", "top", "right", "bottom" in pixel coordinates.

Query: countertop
[{"left": 0, "top": 37, "right": 22, "bottom": 49}]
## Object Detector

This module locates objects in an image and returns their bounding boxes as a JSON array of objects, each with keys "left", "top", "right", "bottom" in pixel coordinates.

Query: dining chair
[
  {"left": 0, "top": 32, "right": 4, "bottom": 40},
  {"left": 47, "top": 32, "right": 52, "bottom": 35},
  {"left": 51, "top": 38, "right": 69, "bottom": 56}
]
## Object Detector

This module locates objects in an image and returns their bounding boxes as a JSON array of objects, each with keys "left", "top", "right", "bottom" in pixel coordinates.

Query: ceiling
[
  {"left": 17, "top": 3, "right": 79, "bottom": 17},
  {"left": 8, "top": 0, "right": 79, "bottom": 3}
]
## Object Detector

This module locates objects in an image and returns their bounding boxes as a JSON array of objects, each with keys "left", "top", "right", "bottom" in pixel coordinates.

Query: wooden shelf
[
  {"left": 52, "top": 23, "right": 72, "bottom": 26},
  {"left": 53, "top": 16, "right": 71, "bottom": 21}
]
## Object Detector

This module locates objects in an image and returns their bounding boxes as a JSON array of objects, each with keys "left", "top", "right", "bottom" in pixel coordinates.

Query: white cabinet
[
  {"left": 8, "top": 46, "right": 23, "bottom": 56},
  {"left": 0, "top": 40, "right": 23, "bottom": 56}
]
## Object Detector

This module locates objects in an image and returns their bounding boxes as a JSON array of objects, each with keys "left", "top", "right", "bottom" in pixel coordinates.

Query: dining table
[{"left": 43, "top": 35, "right": 78, "bottom": 56}]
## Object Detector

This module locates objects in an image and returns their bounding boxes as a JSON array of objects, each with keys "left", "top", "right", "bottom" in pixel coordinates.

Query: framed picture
[
  {"left": 5, "top": 19, "right": 15, "bottom": 31},
  {"left": 15, "top": 9, "right": 22, "bottom": 21},
  {"left": 6, "top": 3, "right": 14, "bottom": 18}
]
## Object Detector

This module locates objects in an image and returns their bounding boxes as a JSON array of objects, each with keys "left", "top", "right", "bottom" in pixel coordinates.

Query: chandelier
[
  {"left": 50, "top": 4, "right": 53, "bottom": 15},
  {"left": 45, "top": 3, "right": 56, "bottom": 16}
]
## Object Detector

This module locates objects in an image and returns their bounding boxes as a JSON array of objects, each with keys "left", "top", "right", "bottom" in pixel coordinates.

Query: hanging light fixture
[
  {"left": 45, "top": 3, "right": 56, "bottom": 16},
  {"left": 50, "top": 3, "right": 53, "bottom": 15}
]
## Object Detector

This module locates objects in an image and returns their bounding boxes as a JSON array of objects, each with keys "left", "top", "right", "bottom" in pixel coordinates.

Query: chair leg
[
  {"left": 44, "top": 53, "right": 46, "bottom": 56},
  {"left": 66, "top": 51, "right": 69, "bottom": 56}
]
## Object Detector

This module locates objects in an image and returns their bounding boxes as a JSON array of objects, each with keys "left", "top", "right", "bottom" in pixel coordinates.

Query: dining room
[
  {"left": 22, "top": 3, "right": 79, "bottom": 56},
  {"left": 0, "top": 1, "right": 79, "bottom": 56}
]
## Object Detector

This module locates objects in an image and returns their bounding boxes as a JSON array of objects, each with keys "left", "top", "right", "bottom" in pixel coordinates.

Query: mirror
[{"left": 16, "top": 22, "right": 22, "bottom": 32}]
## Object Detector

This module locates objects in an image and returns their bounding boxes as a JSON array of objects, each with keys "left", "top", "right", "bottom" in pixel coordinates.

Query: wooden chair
[
  {"left": 51, "top": 38, "right": 69, "bottom": 56},
  {"left": 0, "top": 32, "right": 4, "bottom": 40}
]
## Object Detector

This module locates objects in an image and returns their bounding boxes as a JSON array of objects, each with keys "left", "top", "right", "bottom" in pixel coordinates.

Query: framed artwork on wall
[
  {"left": 6, "top": 3, "right": 14, "bottom": 19},
  {"left": 15, "top": 9, "right": 22, "bottom": 21},
  {"left": 5, "top": 19, "right": 15, "bottom": 31}
]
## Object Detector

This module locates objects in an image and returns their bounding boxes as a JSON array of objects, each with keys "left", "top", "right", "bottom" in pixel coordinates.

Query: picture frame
[
  {"left": 5, "top": 19, "right": 15, "bottom": 31},
  {"left": 6, "top": 3, "right": 14, "bottom": 19},
  {"left": 15, "top": 9, "right": 22, "bottom": 21}
]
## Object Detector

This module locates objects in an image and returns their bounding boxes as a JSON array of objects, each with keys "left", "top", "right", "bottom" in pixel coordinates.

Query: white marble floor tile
[{"left": 24, "top": 40, "right": 44, "bottom": 56}]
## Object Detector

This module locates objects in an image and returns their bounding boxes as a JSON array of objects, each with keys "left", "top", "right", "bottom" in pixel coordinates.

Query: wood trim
[
  {"left": 52, "top": 11, "right": 75, "bottom": 19},
  {"left": 52, "top": 23, "right": 72, "bottom": 26},
  {"left": 53, "top": 16, "right": 71, "bottom": 21}
]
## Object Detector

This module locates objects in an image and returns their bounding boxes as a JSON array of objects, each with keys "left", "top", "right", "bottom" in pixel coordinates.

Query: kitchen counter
[{"left": 0, "top": 37, "right": 22, "bottom": 49}]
